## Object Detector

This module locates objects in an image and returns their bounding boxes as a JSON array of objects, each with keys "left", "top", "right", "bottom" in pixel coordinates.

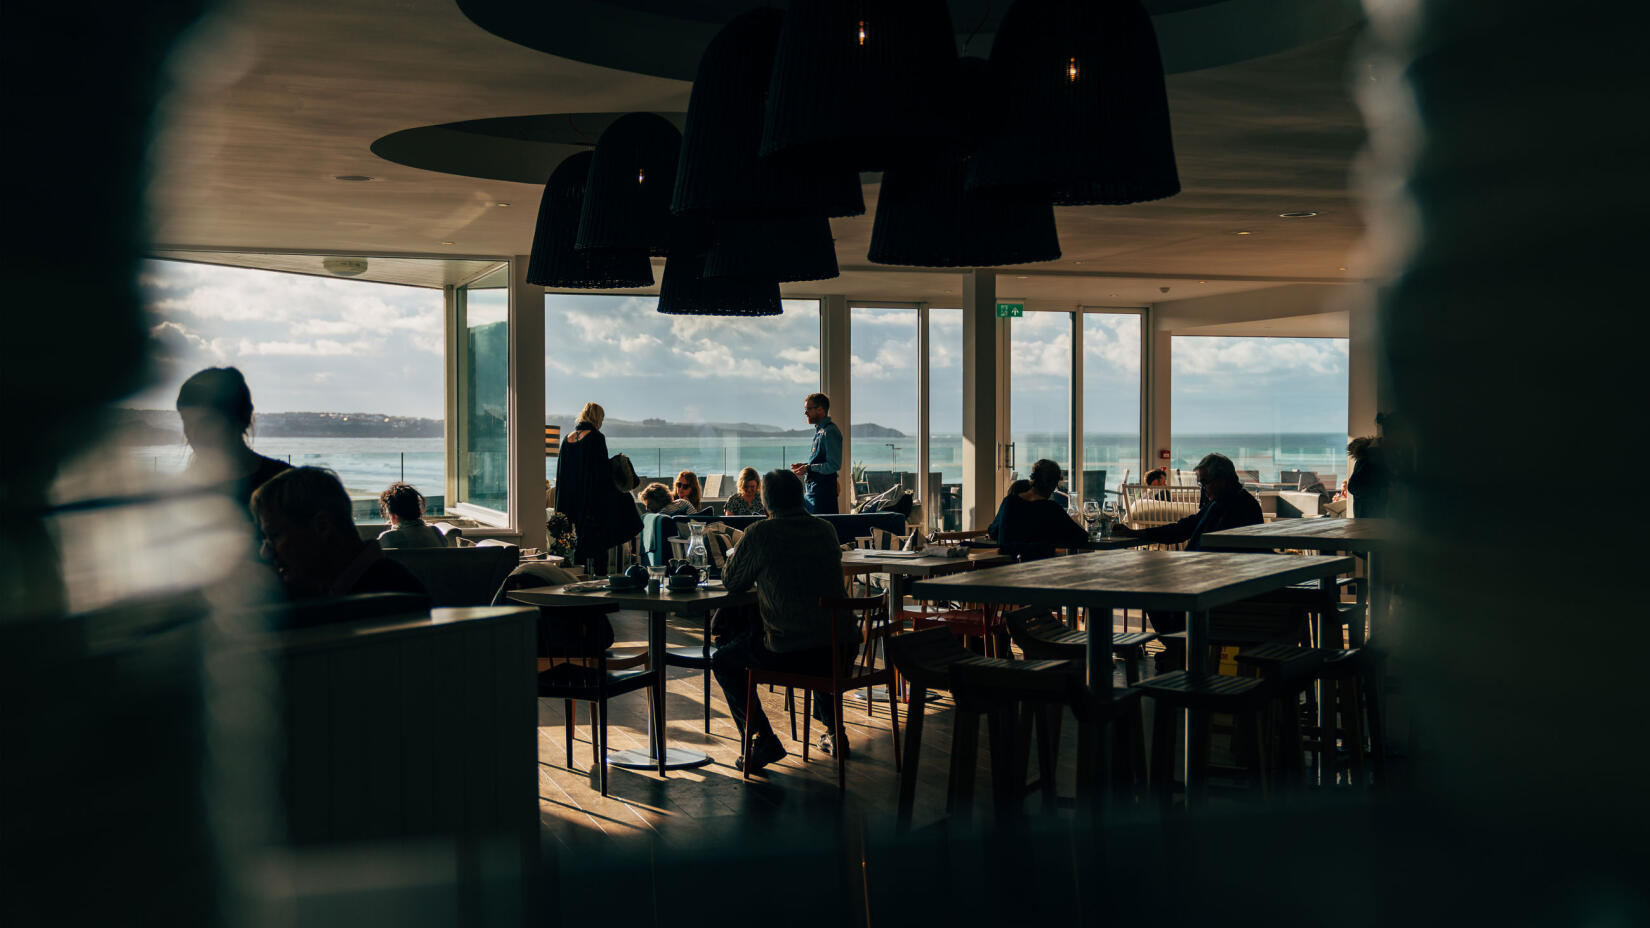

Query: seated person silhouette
[
  {"left": 995, "top": 459, "right": 1089, "bottom": 561},
  {"left": 252, "top": 466, "right": 427, "bottom": 601},
  {"left": 376, "top": 482, "right": 446, "bottom": 548}
]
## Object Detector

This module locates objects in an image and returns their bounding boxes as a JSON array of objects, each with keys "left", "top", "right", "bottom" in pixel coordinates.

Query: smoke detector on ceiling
[{"left": 322, "top": 257, "right": 369, "bottom": 277}]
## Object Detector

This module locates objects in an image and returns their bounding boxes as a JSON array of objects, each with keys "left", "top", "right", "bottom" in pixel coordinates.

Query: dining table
[
  {"left": 1202, "top": 517, "right": 1396, "bottom": 642},
  {"left": 910, "top": 549, "right": 1353, "bottom": 800},
  {"left": 507, "top": 581, "right": 755, "bottom": 773}
]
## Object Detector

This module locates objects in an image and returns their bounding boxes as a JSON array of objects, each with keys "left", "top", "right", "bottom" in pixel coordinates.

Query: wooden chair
[
  {"left": 742, "top": 595, "right": 902, "bottom": 790},
  {"left": 537, "top": 645, "right": 658, "bottom": 797}
]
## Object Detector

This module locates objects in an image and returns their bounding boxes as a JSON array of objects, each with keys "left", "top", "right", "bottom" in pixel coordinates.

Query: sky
[{"left": 135, "top": 260, "right": 1349, "bottom": 435}]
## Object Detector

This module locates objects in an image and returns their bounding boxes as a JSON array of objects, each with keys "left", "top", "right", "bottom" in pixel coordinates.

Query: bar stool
[
  {"left": 1234, "top": 641, "right": 1326, "bottom": 788},
  {"left": 1132, "top": 670, "right": 1277, "bottom": 810},
  {"left": 1004, "top": 607, "right": 1154, "bottom": 788},
  {"left": 947, "top": 656, "right": 1087, "bottom": 821}
]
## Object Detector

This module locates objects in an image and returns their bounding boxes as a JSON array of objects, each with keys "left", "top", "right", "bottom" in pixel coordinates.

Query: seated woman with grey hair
[
  {"left": 722, "top": 466, "right": 767, "bottom": 516},
  {"left": 641, "top": 482, "right": 694, "bottom": 515},
  {"left": 376, "top": 482, "right": 446, "bottom": 548}
]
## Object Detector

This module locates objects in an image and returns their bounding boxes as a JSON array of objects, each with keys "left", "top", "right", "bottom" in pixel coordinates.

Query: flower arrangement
[{"left": 545, "top": 511, "right": 577, "bottom": 561}]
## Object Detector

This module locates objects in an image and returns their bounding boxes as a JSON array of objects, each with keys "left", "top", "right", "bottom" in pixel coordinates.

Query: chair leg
[
  {"left": 564, "top": 699, "right": 575, "bottom": 768},
  {"left": 1035, "top": 706, "right": 1058, "bottom": 812},
  {"left": 835, "top": 691, "right": 846, "bottom": 792},
  {"left": 887, "top": 680, "right": 902, "bottom": 772},
  {"left": 951, "top": 709, "right": 980, "bottom": 824},
  {"left": 1243, "top": 709, "right": 1269, "bottom": 802},
  {"left": 802, "top": 691, "right": 813, "bottom": 763},
  {"left": 786, "top": 687, "right": 797, "bottom": 741},
  {"left": 1150, "top": 699, "right": 1176, "bottom": 814},
  {"left": 897, "top": 686, "right": 926, "bottom": 828},
  {"left": 742, "top": 672, "right": 755, "bottom": 781},
  {"left": 703, "top": 664, "right": 712, "bottom": 734},
  {"left": 596, "top": 698, "right": 609, "bottom": 796},
  {"left": 1122, "top": 649, "right": 1143, "bottom": 686}
]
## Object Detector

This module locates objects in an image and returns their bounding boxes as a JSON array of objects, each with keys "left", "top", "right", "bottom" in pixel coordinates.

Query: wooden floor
[{"left": 536, "top": 607, "right": 1180, "bottom": 852}]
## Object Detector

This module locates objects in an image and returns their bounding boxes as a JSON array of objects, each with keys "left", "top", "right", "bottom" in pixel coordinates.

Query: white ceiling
[{"left": 149, "top": 0, "right": 1370, "bottom": 305}]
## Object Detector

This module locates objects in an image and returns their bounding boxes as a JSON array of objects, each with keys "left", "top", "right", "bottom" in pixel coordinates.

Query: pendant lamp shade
[
  {"left": 869, "top": 159, "right": 1062, "bottom": 268},
  {"left": 703, "top": 215, "right": 839, "bottom": 283},
  {"left": 760, "top": 0, "right": 961, "bottom": 172},
  {"left": 869, "top": 58, "right": 1061, "bottom": 268},
  {"left": 673, "top": 9, "right": 864, "bottom": 219},
  {"left": 657, "top": 248, "right": 783, "bottom": 317},
  {"left": 527, "top": 151, "right": 654, "bottom": 288},
  {"left": 576, "top": 112, "right": 682, "bottom": 255},
  {"left": 967, "top": 0, "right": 1179, "bottom": 206}
]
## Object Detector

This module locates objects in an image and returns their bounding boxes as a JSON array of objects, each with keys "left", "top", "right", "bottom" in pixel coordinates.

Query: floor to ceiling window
[
  {"left": 849, "top": 304, "right": 919, "bottom": 500},
  {"left": 135, "top": 257, "right": 448, "bottom": 519},
  {"left": 1171, "top": 335, "right": 1350, "bottom": 487},
  {"left": 1081, "top": 311, "right": 1143, "bottom": 503},
  {"left": 543, "top": 294, "right": 821, "bottom": 493},
  {"left": 1010, "top": 310, "right": 1073, "bottom": 489},
  {"left": 452, "top": 265, "right": 509, "bottom": 515}
]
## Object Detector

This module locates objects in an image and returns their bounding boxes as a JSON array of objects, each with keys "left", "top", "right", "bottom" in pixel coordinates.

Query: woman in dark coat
[{"left": 553, "top": 402, "right": 641, "bottom": 574}]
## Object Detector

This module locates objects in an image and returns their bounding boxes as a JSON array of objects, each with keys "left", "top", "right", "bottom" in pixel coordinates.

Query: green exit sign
[{"left": 996, "top": 302, "right": 1024, "bottom": 318}]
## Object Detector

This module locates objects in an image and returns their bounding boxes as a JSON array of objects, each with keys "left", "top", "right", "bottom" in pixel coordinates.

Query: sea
[{"left": 126, "top": 432, "right": 1350, "bottom": 501}]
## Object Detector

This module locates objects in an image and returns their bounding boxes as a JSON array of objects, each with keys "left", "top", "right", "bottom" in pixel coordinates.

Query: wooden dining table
[
  {"left": 1202, "top": 517, "right": 1396, "bottom": 642},
  {"left": 506, "top": 582, "right": 755, "bottom": 773},
  {"left": 910, "top": 549, "right": 1353, "bottom": 798}
]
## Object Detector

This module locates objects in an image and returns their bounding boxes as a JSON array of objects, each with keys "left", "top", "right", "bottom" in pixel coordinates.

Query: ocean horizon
[{"left": 126, "top": 431, "right": 1350, "bottom": 503}]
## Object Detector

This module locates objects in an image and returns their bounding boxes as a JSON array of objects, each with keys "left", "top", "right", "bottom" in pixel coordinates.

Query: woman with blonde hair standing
[{"left": 553, "top": 402, "right": 641, "bottom": 574}]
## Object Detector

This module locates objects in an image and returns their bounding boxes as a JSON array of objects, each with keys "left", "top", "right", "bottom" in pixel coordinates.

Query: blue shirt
[{"left": 808, "top": 416, "right": 843, "bottom": 478}]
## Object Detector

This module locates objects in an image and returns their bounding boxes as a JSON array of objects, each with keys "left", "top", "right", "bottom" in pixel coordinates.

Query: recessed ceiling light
[
  {"left": 1073, "top": 260, "right": 1084, "bottom": 265},
  {"left": 1278, "top": 210, "right": 1318, "bottom": 219},
  {"left": 1338, "top": 266, "right": 1347, "bottom": 271},
  {"left": 495, "top": 201, "right": 511, "bottom": 207},
  {"left": 1198, "top": 280, "right": 1207, "bottom": 284},
  {"left": 1015, "top": 275, "right": 1029, "bottom": 279},
  {"left": 1109, "top": 293, "right": 1119, "bottom": 298},
  {"left": 334, "top": 174, "right": 375, "bottom": 182},
  {"left": 1234, "top": 230, "right": 1254, "bottom": 235},
  {"left": 442, "top": 241, "right": 455, "bottom": 245}
]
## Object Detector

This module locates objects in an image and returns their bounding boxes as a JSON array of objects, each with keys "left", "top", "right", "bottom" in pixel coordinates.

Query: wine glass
[{"left": 1081, "top": 499, "right": 1102, "bottom": 537}]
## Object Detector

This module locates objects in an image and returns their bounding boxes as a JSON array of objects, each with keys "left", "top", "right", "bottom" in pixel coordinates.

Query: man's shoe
[
  {"left": 816, "top": 729, "right": 849, "bottom": 758},
  {"left": 736, "top": 734, "right": 788, "bottom": 773}
]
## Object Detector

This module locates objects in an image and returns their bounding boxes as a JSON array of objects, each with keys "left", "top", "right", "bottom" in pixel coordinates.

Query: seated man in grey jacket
[{"left": 713, "top": 468, "right": 858, "bottom": 773}]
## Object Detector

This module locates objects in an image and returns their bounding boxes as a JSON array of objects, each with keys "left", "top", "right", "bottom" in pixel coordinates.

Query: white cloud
[
  {"left": 1173, "top": 337, "right": 1346, "bottom": 376},
  {"left": 233, "top": 338, "right": 376, "bottom": 357}
]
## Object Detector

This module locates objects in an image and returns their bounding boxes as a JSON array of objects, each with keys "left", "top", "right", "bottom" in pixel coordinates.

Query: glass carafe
[{"left": 685, "top": 522, "right": 709, "bottom": 573}]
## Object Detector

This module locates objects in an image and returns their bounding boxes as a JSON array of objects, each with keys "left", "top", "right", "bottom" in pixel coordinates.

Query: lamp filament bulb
[
  {"left": 1068, "top": 57, "right": 1079, "bottom": 82},
  {"left": 858, "top": 21, "right": 867, "bottom": 45}
]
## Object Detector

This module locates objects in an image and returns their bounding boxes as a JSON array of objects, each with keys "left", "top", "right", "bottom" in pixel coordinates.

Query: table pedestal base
[{"left": 607, "top": 747, "right": 712, "bottom": 770}]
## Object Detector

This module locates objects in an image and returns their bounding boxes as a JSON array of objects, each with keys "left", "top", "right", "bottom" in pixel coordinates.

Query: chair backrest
[
  {"left": 821, "top": 595, "right": 891, "bottom": 676},
  {"left": 1119, "top": 484, "right": 1201, "bottom": 527},
  {"left": 1237, "top": 469, "right": 1260, "bottom": 485},
  {"left": 1004, "top": 607, "right": 1083, "bottom": 661},
  {"left": 702, "top": 474, "right": 732, "bottom": 498},
  {"left": 883, "top": 626, "right": 971, "bottom": 690},
  {"left": 382, "top": 544, "right": 519, "bottom": 607}
]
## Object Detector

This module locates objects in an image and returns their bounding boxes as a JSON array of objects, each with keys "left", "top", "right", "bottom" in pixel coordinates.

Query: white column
[
  {"left": 819, "top": 295, "right": 852, "bottom": 512},
  {"left": 1347, "top": 293, "right": 1380, "bottom": 444},
  {"left": 508, "top": 256, "right": 546, "bottom": 551},
  {"left": 1069, "top": 307, "right": 1084, "bottom": 502},
  {"left": 915, "top": 303, "right": 932, "bottom": 528},
  {"left": 961, "top": 269, "right": 1001, "bottom": 530},
  {"left": 1146, "top": 308, "right": 1173, "bottom": 479}
]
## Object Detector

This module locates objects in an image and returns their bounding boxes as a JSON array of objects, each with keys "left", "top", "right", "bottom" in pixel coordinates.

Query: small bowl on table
[{"left": 665, "top": 574, "right": 700, "bottom": 593}]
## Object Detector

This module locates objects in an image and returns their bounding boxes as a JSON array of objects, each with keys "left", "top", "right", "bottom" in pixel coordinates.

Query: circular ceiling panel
[
  {"left": 371, "top": 112, "right": 686, "bottom": 184},
  {"left": 455, "top": 0, "right": 1361, "bottom": 82}
]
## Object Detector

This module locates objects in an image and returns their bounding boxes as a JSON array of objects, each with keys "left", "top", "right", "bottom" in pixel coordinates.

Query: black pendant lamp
[
  {"left": 703, "top": 214, "right": 839, "bottom": 283},
  {"left": 673, "top": 8, "right": 864, "bottom": 219},
  {"left": 967, "top": 0, "right": 1179, "bottom": 206},
  {"left": 657, "top": 248, "right": 783, "bottom": 317},
  {"left": 760, "top": 0, "right": 961, "bottom": 173},
  {"left": 869, "top": 58, "right": 1061, "bottom": 268},
  {"left": 576, "top": 112, "right": 681, "bottom": 255},
  {"left": 526, "top": 151, "right": 654, "bottom": 288}
]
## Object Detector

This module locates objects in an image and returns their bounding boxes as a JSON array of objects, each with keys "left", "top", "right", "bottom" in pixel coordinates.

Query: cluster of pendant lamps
[{"left": 526, "top": 0, "right": 1178, "bottom": 315}]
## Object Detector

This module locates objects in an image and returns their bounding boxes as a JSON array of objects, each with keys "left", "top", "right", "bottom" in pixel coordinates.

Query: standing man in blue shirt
[{"left": 791, "top": 392, "right": 843, "bottom": 514}]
